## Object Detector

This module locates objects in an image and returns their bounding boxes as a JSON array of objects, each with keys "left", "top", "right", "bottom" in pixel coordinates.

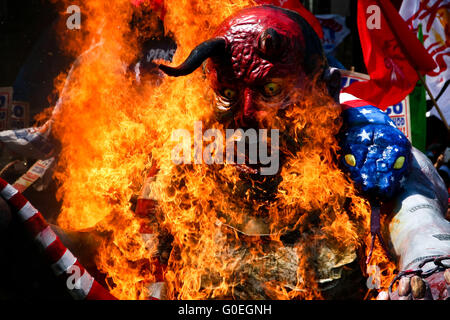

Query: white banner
[{"left": 400, "top": 0, "right": 450, "bottom": 124}]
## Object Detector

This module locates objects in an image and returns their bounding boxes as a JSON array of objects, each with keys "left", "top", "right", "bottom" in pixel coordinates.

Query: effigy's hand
[{"left": 376, "top": 257, "right": 450, "bottom": 300}]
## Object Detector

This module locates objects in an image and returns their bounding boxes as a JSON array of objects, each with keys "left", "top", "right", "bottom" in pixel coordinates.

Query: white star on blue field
[
  {"left": 360, "top": 108, "right": 373, "bottom": 115},
  {"left": 358, "top": 129, "right": 371, "bottom": 142}
]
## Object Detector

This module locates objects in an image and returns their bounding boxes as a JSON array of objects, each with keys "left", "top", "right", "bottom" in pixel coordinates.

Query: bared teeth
[{"left": 234, "top": 163, "right": 258, "bottom": 174}]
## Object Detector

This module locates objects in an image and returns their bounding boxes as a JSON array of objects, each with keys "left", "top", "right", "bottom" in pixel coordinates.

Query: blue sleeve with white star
[{"left": 339, "top": 105, "right": 412, "bottom": 200}]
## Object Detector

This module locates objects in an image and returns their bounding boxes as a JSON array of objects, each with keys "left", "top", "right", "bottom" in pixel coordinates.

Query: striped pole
[{"left": 0, "top": 177, "right": 117, "bottom": 300}]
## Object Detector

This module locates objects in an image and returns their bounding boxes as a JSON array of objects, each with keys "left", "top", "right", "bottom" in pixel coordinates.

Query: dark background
[{"left": 0, "top": 0, "right": 70, "bottom": 301}]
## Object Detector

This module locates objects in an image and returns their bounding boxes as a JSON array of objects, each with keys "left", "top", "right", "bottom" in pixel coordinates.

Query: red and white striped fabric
[
  {"left": 339, "top": 92, "right": 373, "bottom": 111},
  {"left": 0, "top": 177, "right": 116, "bottom": 300}
]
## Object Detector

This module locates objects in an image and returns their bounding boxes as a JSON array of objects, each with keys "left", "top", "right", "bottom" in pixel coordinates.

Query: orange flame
[{"left": 45, "top": 0, "right": 396, "bottom": 300}]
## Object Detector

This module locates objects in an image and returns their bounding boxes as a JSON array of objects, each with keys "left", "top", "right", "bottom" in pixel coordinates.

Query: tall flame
[{"left": 45, "top": 0, "right": 396, "bottom": 300}]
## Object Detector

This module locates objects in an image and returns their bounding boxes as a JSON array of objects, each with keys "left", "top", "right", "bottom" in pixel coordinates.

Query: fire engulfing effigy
[{"left": 0, "top": 0, "right": 449, "bottom": 301}]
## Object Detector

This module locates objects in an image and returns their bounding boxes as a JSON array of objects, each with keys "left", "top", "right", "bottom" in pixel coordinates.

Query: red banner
[{"left": 342, "top": 0, "right": 436, "bottom": 110}]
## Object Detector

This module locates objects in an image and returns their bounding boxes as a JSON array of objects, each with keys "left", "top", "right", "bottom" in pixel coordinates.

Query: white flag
[{"left": 400, "top": 0, "right": 450, "bottom": 124}]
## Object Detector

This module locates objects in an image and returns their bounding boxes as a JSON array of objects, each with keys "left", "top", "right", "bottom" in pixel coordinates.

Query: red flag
[
  {"left": 342, "top": 0, "right": 437, "bottom": 110},
  {"left": 254, "top": 0, "right": 324, "bottom": 39}
]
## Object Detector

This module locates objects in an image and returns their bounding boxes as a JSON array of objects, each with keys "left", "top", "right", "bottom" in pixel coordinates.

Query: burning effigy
[{"left": 0, "top": 0, "right": 449, "bottom": 301}]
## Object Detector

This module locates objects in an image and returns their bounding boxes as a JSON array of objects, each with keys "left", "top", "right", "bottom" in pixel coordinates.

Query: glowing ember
[{"left": 44, "top": 0, "right": 396, "bottom": 300}]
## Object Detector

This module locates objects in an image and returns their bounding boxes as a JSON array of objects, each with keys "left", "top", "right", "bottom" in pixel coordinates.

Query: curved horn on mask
[{"left": 159, "top": 38, "right": 226, "bottom": 77}]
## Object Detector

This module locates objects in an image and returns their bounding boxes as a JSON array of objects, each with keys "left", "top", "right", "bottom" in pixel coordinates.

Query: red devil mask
[{"left": 159, "top": 5, "right": 330, "bottom": 128}]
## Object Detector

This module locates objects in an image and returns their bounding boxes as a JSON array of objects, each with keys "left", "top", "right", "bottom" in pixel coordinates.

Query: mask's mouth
[
  {"left": 225, "top": 128, "right": 283, "bottom": 177},
  {"left": 230, "top": 142, "right": 268, "bottom": 175},
  {"left": 357, "top": 176, "right": 401, "bottom": 203},
  {"left": 234, "top": 163, "right": 259, "bottom": 175}
]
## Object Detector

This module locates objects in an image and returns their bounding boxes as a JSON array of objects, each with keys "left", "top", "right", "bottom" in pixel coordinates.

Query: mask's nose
[{"left": 235, "top": 88, "right": 259, "bottom": 128}]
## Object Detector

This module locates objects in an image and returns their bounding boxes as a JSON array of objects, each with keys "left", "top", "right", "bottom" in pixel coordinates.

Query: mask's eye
[
  {"left": 263, "top": 82, "right": 282, "bottom": 97},
  {"left": 393, "top": 156, "right": 405, "bottom": 169},
  {"left": 222, "top": 88, "right": 237, "bottom": 100},
  {"left": 344, "top": 154, "right": 356, "bottom": 167}
]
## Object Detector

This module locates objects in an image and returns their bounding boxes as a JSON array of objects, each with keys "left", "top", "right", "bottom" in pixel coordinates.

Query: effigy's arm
[
  {"left": 338, "top": 94, "right": 450, "bottom": 299},
  {"left": 387, "top": 147, "right": 450, "bottom": 300}
]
